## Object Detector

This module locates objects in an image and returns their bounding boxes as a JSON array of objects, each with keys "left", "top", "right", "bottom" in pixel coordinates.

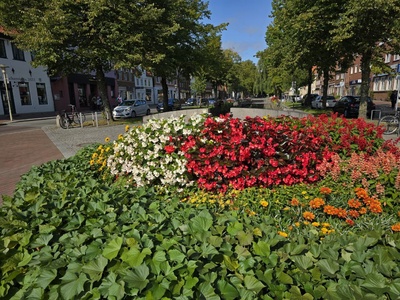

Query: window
[
  {"left": 19, "top": 82, "right": 31, "bottom": 105},
  {"left": 385, "top": 54, "right": 391, "bottom": 63},
  {"left": 12, "top": 43, "right": 25, "bottom": 61},
  {"left": 0, "top": 40, "right": 6, "bottom": 58},
  {"left": 36, "top": 83, "right": 48, "bottom": 105},
  {"left": 394, "top": 54, "right": 400, "bottom": 61},
  {"left": 354, "top": 65, "right": 358, "bottom": 73},
  {"left": 350, "top": 67, "right": 353, "bottom": 74}
]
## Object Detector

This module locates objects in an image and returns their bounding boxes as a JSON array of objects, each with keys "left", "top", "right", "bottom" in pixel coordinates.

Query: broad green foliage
[{"left": 1, "top": 115, "right": 400, "bottom": 299}]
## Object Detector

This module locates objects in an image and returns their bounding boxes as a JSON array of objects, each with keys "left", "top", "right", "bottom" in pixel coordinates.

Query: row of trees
[
  {"left": 0, "top": 0, "right": 220, "bottom": 114},
  {"left": 259, "top": 0, "right": 400, "bottom": 107},
  {"left": 0, "top": 0, "right": 261, "bottom": 114}
]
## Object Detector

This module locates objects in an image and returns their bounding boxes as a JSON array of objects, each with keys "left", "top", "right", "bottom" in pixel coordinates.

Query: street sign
[{"left": 397, "top": 64, "right": 400, "bottom": 73}]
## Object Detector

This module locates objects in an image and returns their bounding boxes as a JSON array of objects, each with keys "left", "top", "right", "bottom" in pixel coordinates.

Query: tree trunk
[
  {"left": 161, "top": 76, "right": 170, "bottom": 111},
  {"left": 304, "top": 67, "right": 313, "bottom": 106},
  {"left": 360, "top": 50, "right": 372, "bottom": 102},
  {"left": 322, "top": 68, "right": 330, "bottom": 109},
  {"left": 96, "top": 66, "right": 113, "bottom": 121}
]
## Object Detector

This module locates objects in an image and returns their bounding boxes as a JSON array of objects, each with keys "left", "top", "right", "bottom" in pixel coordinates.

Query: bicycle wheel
[
  {"left": 59, "top": 114, "right": 68, "bottom": 129},
  {"left": 73, "top": 112, "right": 86, "bottom": 125},
  {"left": 378, "top": 115, "right": 399, "bottom": 135}
]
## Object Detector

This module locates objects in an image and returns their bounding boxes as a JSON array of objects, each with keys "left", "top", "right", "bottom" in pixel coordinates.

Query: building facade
[{"left": 0, "top": 34, "right": 54, "bottom": 117}]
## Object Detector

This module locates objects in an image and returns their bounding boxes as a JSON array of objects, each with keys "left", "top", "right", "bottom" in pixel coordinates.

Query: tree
[
  {"left": 332, "top": 0, "right": 400, "bottom": 104},
  {"left": 0, "top": 0, "right": 170, "bottom": 118},
  {"left": 190, "top": 75, "right": 207, "bottom": 103}
]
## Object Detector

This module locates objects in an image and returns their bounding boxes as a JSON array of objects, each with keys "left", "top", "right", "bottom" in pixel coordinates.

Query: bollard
[
  {"left": 106, "top": 111, "right": 110, "bottom": 125},
  {"left": 80, "top": 113, "right": 83, "bottom": 128},
  {"left": 91, "top": 112, "right": 95, "bottom": 126},
  {"left": 95, "top": 112, "right": 99, "bottom": 127},
  {"left": 56, "top": 115, "right": 60, "bottom": 128}
]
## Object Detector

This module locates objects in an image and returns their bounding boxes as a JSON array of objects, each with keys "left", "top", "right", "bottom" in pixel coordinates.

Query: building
[{"left": 0, "top": 33, "right": 54, "bottom": 117}]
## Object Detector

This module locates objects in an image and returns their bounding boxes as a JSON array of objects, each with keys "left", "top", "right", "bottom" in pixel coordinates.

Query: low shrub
[{"left": 1, "top": 113, "right": 400, "bottom": 299}]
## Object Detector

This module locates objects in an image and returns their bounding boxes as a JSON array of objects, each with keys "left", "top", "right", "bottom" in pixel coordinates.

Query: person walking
[{"left": 390, "top": 90, "right": 397, "bottom": 109}]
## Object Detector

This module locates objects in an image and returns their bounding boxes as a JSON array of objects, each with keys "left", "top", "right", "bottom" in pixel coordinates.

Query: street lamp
[{"left": 0, "top": 64, "right": 12, "bottom": 121}]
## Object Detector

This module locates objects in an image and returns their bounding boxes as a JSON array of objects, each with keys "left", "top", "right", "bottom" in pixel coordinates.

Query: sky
[{"left": 207, "top": 0, "right": 273, "bottom": 64}]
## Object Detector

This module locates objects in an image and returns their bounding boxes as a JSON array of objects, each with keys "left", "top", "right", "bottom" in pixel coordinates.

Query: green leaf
[
  {"left": 36, "top": 269, "right": 57, "bottom": 289},
  {"left": 102, "top": 237, "right": 123, "bottom": 260},
  {"left": 82, "top": 255, "right": 108, "bottom": 281},
  {"left": 277, "top": 271, "right": 293, "bottom": 285},
  {"left": 316, "top": 259, "right": 339, "bottom": 277},
  {"left": 223, "top": 255, "right": 239, "bottom": 271},
  {"left": 168, "top": 249, "right": 186, "bottom": 263},
  {"left": 217, "top": 279, "right": 239, "bottom": 299},
  {"left": 237, "top": 230, "right": 253, "bottom": 246},
  {"left": 60, "top": 272, "right": 88, "bottom": 300},
  {"left": 190, "top": 210, "right": 213, "bottom": 233},
  {"left": 361, "top": 273, "right": 390, "bottom": 296},
  {"left": 253, "top": 241, "right": 270, "bottom": 257},
  {"left": 199, "top": 282, "right": 219, "bottom": 300},
  {"left": 244, "top": 275, "right": 265, "bottom": 292},
  {"left": 121, "top": 247, "right": 151, "bottom": 267},
  {"left": 292, "top": 255, "right": 313, "bottom": 271},
  {"left": 122, "top": 264, "right": 150, "bottom": 291}
]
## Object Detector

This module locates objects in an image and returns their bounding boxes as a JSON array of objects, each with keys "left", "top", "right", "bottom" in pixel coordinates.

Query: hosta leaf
[
  {"left": 39, "top": 224, "right": 57, "bottom": 234},
  {"left": 36, "top": 269, "right": 57, "bottom": 289},
  {"left": 99, "top": 272, "right": 125, "bottom": 300},
  {"left": 227, "top": 221, "right": 243, "bottom": 236},
  {"left": 253, "top": 241, "right": 270, "bottom": 257},
  {"left": 217, "top": 279, "right": 239, "bottom": 299},
  {"left": 82, "top": 255, "right": 108, "bottom": 281},
  {"left": 102, "top": 237, "right": 123, "bottom": 260},
  {"left": 244, "top": 275, "right": 265, "bottom": 292},
  {"left": 60, "top": 272, "right": 88, "bottom": 300},
  {"left": 200, "top": 243, "right": 219, "bottom": 257},
  {"left": 31, "top": 234, "right": 53, "bottom": 248}
]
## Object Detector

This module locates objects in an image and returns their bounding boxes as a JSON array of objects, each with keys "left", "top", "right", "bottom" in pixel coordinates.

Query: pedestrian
[
  {"left": 96, "top": 96, "right": 102, "bottom": 111},
  {"left": 117, "top": 95, "right": 123, "bottom": 105},
  {"left": 91, "top": 96, "right": 97, "bottom": 111},
  {"left": 390, "top": 90, "right": 397, "bottom": 109}
]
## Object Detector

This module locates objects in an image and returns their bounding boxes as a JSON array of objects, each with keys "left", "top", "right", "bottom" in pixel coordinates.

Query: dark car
[
  {"left": 333, "top": 95, "right": 360, "bottom": 118},
  {"left": 156, "top": 99, "right": 182, "bottom": 112},
  {"left": 185, "top": 98, "right": 196, "bottom": 106},
  {"left": 354, "top": 96, "right": 376, "bottom": 118}
]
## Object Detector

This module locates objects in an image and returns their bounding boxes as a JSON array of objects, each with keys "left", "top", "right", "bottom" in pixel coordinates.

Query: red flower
[{"left": 164, "top": 145, "right": 175, "bottom": 154}]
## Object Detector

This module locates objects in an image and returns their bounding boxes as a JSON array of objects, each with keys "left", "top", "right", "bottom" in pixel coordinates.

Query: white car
[
  {"left": 317, "top": 96, "right": 337, "bottom": 108},
  {"left": 311, "top": 96, "right": 322, "bottom": 108},
  {"left": 112, "top": 99, "right": 151, "bottom": 118}
]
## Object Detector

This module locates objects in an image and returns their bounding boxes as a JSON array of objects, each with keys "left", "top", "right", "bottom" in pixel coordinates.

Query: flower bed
[{"left": 1, "top": 113, "right": 400, "bottom": 299}]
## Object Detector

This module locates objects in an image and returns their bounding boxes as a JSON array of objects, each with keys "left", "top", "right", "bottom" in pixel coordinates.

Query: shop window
[
  {"left": 12, "top": 43, "right": 25, "bottom": 61},
  {"left": 19, "top": 82, "right": 31, "bottom": 105},
  {"left": 36, "top": 83, "right": 48, "bottom": 105},
  {"left": 0, "top": 40, "right": 6, "bottom": 58}
]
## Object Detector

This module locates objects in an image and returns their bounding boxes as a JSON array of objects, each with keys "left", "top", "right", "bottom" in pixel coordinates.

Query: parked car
[
  {"left": 311, "top": 95, "right": 322, "bottom": 109},
  {"left": 156, "top": 98, "right": 181, "bottom": 112},
  {"left": 185, "top": 98, "right": 196, "bottom": 106},
  {"left": 317, "top": 95, "right": 337, "bottom": 108},
  {"left": 112, "top": 99, "right": 150, "bottom": 119},
  {"left": 354, "top": 96, "right": 376, "bottom": 118},
  {"left": 302, "top": 93, "right": 319, "bottom": 106},
  {"left": 208, "top": 98, "right": 216, "bottom": 106},
  {"left": 333, "top": 95, "right": 360, "bottom": 118}
]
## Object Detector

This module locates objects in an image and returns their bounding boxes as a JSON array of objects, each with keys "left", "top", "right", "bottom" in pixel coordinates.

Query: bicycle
[
  {"left": 59, "top": 104, "right": 86, "bottom": 129},
  {"left": 378, "top": 108, "right": 400, "bottom": 135}
]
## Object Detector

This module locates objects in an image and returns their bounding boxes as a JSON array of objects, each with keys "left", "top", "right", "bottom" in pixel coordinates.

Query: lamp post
[{"left": 0, "top": 64, "right": 12, "bottom": 121}]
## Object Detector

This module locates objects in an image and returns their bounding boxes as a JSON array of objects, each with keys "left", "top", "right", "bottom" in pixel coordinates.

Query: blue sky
[{"left": 207, "top": 0, "right": 273, "bottom": 63}]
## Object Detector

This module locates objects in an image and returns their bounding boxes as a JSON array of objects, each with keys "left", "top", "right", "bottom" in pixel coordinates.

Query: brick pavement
[{"left": 0, "top": 125, "right": 64, "bottom": 199}]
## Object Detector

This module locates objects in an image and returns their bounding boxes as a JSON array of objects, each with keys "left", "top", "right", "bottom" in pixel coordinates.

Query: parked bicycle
[
  {"left": 59, "top": 104, "right": 86, "bottom": 129},
  {"left": 378, "top": 108, "right": 400, "bottom": 135}
]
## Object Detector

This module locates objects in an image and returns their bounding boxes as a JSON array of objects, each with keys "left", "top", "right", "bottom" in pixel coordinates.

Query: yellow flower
[
  {"left": 125, "top": 125, "right": 130, "bottom": 132},
  {"left": 301, "top": 191, "right": 307, "bottom": 195},
  {"left": 303, "top": 221, "right": 310, "bottom": 225},
  {"left": 118, "top": 134, "right": 124, "bottom": 140},
  {"left": 260, "top": 200, "right": 269, "bottom": 207},
  {"left": 295, "top": 222, "right": 300, "bottom": 227},
  {"left": 283, "top": 206, "right": 290, "bottom": 211},
  {"left": 105, "top": 137, "right": 110, "bottom": 143},
  {"left": 89, "top": 160, "right": 95, "bottom": 165},
  {"left": 92, "top": 153, "right": 98, "bottom": 159},
  {"left": 278, "top": 231, "right": 288, "bottom": 238},
  {"left": 312, "top": 222, "right": 320, "bottom": 227},
  {"left": 322, "top": 222, "right": 330, "bottom": 228}
]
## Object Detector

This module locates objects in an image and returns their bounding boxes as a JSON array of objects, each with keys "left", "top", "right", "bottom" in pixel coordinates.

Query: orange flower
[
  {"left": 346, "top": 219, "right": 355, "bottom": 226},
  {"left": 359, "top": 207, "right": 368, "bottom": 215},
  {"left": 348, "top": 198, "right": 362, "bottom": 209},
  {"left": 348, "top": 210, "right": 360, "bottom": 219},
  {"left": 303, "top": 211, "right": 315, "bottom": 221},
  {"left": 355, "top": 187, "right": 368, "bottom": 199},
  {"left": 309, "top": 198, "right": 325, "bottom": 209},
  {"left": 290, "top": 198, "right": 300, "bottom": 206},
  {"left": 323, "top": 205, "right": 338, "bottom": 216},
  {"left": 391, "top": 223, "right": 400, "bottom": 232},
  {"left": 320, "top": 187, "right": 332, "bottom": 195},
  {"left": 369, "top": 201, "right": 382, "bottom": 214},
  {"left": 336, "top": 208, "right": 347, "bottom": 219}
]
